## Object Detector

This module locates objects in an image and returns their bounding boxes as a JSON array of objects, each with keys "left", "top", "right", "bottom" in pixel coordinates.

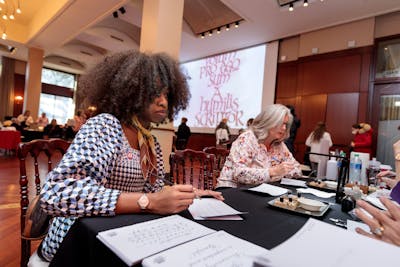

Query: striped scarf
[{"left": 131, "top": 116, "right": 157, "bottom": 184}]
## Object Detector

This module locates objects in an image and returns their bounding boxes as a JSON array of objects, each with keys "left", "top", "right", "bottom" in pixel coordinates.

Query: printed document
[
  {"left": 188, "top": 198, "right": 246, "bottom": 220},
  {"left": 270, "top": 218, "right": 400, "bottom": 267},
  {"left": 142, "top": 230, "right": 272, "bottom": 267},
  {"left": 96, "top": 215, "right": 215, "bottom": 266}
]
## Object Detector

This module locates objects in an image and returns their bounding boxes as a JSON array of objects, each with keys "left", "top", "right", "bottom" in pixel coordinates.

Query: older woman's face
[{"left": 268, "top": 115, "right": 289, "bottom": 141}]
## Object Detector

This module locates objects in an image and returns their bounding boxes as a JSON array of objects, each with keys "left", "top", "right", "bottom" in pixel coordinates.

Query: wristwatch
[
  {"left": 137, "top": 193, "right": 149, "bottom": 211},
  {"left": 396, "top": 153, "right": 400, "bottom": 161}
]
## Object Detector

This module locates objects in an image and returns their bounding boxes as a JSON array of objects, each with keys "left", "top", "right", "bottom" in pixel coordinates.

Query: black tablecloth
[{"left": 50, "top": 187, "right": 352, "bottom": 267}]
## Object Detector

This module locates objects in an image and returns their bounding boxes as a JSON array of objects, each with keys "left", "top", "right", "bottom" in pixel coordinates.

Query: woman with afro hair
[{"left": 36, "top": 50, "right": 224, "bottom": 263}]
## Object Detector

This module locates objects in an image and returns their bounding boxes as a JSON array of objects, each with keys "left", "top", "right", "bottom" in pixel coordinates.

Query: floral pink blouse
[{"left": 217, "top": 130, "right": 301, "bottom": 188}]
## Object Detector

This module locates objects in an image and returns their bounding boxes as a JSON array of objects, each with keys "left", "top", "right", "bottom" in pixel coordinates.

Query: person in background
[
  {"left": 37, "top": 50, "right": 223, "bottom": 263},
  {"left": 1, "top": 120, "right": 16, "bottom": 131},
  {"left": 215, "top": 118, "right": 230, "bottom": 147},
  {"left": 36, "top": 112, "right": 49, "bottom": 127},
  {"left": 11, "top": 117, "right": 22, "bottom": 131},
  {"left": 284, "top": 105, "right": 301, "bottom": 157},
  {"left": 217, "top": 104, "right": 302, "bottom": 188},
  {"left": 73, "top": 110, "right": 87, "bottom": 133},
  {"left": 43, "top": 119, "right": 62, "bottom": 139},
  {"left": 305, "top": 121, "right": 333, "bottom": 173},
  {"left": 17, "top": 110, "right": 34, "bottom": 128},
  {"left": 351, "top": 122, "right": 373, "bottom": 156},
  {"left": 238, "top": 118, "right": 255, "bottom": 136},
  {"left": 176, "top": 117, "right": 191, "bottom": 150}
]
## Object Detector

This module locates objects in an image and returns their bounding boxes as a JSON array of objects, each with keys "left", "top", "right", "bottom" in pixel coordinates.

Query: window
[
  {"left": 375, "top": 37, "right": 400, "bottom": 80},
  {"left": 39, "top": 68, "right": 76, "bottom": 124}
]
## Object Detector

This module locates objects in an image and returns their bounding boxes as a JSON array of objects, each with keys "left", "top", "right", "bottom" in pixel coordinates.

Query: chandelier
[{"left": 1, "top": 0, "right": 22, "bottom": 40}]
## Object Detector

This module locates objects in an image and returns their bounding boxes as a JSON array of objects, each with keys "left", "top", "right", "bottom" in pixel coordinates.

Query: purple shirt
[{"left": 390, "top": 181, "right": 400, "bottom": 204}]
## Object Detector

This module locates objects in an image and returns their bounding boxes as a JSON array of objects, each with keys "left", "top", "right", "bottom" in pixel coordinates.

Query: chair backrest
[
  {"left": 203, "top": 146, "right": 230, "bottom": 177},
  {"left": 169, "top": 149, "right": 216, "bottom": 190},
  {"left": 18, "top": 138, "right": 71, "bottom": 267}
]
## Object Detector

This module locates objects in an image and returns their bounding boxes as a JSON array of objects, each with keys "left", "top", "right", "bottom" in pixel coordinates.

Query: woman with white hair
[{"left": 217, "top": 104, "right": 302, "bottom": 188}]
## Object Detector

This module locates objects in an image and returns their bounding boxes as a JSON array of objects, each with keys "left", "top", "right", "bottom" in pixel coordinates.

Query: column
[
  {"left": 140, "top": 0, "right": 184, "bottom": 172},
  {"left": 24, "top": 47, "right": 44, "bottom": 120}
]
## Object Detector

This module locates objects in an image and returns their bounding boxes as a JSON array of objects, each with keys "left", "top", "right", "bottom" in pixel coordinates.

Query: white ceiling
[{"left": 1, "top": 0, "right": 400, "bottom": 74}]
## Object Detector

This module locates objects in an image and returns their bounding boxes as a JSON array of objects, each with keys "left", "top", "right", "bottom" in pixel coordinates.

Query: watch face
[{"left": 138, "top": 194, "right": 149, "bottom": 210}]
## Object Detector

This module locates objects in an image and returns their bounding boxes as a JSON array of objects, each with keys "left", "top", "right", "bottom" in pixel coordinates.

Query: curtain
[{"left": 0, "top": 56, "right": 15, "bottom": 121}]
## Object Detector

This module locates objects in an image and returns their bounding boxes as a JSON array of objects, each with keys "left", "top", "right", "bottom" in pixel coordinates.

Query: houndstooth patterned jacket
[{"left": 39, "top": 113, "right": 165, "bottom": 261}]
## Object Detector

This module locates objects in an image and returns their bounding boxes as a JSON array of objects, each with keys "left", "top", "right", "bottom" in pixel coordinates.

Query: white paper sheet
[
  {"left": 247, "top": 183, "right": 289, "bottom": 196},
  {"left": 297, "top": 188, "right": 335, "bottom": 198},
  {"left": 346, "top": 220, "right": 371, "bottom": 234},
  {"left": 142, "top": 231, "right": 272, "bottom": 267},
  {"left": 96, "top": 215, "right": 215, "bottom": 266},
  {"left": 363, "top": 195, "right": 388, "bottom": 210},
  {"left": 270, "top": 218, "right": 400, "bottom": 267},
  {"left": 280, "top": 178, "right": 307, "bottom": 187},
  {"left": 188, "top": 198, "right": 245, "bottom": 220}
]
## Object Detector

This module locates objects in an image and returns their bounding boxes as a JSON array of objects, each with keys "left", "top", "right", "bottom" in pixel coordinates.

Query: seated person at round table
[
  {"left": 43, "top": 119, "right": 62, "bottom": 139},
  {"left": 217, "top": 104, "right": 302, "bottom": 188},
  {"left": 37, "top": 50, "right": 223, "bottom": 263}
]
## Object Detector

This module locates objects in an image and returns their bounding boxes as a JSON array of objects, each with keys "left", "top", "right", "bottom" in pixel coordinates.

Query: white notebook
[
  {"left": 142, "top": 230, "right": 272, "bottom": 267},
  {"left": 97, "top": 215, "right": 215, "bottom": 266}
]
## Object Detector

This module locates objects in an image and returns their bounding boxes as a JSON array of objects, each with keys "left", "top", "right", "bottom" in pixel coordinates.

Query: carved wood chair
[
  {"left": 169, "top": 149, "right": 216, "bottom": 190},
  {"left": 18, "top": 139, "right": 71, "bottom": 267},
  {"left": 202, "top": 146, "right": 230, "bottom": 178}
]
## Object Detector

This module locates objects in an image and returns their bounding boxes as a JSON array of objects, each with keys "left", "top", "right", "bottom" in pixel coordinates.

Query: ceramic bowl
[{"left": 298, "top": 198, "right": 326, "bottom": 211}]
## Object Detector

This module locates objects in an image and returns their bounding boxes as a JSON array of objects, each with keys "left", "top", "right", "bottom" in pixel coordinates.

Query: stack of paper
[
  {"left": 142, "top": 231, "right": 271, "bottom": 267},
  {"left": 97, "top": 215, "right": 215, "bottom": 266},
  {"left": 270, "top": 218, "right": 400, "bottom": 267}
]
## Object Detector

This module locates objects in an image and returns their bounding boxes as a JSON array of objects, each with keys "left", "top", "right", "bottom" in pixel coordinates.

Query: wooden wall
[{"left": 276, "top": 46, "right": 373, "bottom": 163}]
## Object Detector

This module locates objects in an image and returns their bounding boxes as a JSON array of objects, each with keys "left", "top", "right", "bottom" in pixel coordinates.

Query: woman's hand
[
  {"left": 148, "top": 184, "right": 195, "bottom": 214},
  {"left": 270, "top": 162, "right": 295, "bottom": 180},
  {"left": 355, "top": 198, "right": 400, "bottom": 246},
  {"left": 193, "top": 189, "right": 224, "bottom": 201}
]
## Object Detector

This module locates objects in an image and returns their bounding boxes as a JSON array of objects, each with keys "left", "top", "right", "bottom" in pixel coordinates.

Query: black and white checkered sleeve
[{"left": 40, "top": 113, "right": 123, "bottom": 217}]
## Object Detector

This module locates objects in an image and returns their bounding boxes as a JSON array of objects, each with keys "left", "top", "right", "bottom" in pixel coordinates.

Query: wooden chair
[
  {"left": 203, "top": 146, "right": 230, "bottom": 178},
  {"left": 18, "top": 139, "right": 71, "bottom": 267},
  {"left": 169, "top": 149, "right": 216, "bottom": 190}
]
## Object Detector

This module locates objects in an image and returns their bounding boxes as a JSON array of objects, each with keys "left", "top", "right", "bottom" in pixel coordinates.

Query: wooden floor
[{"left": 0, "top": 153, "right": 40, "bottom": 267}]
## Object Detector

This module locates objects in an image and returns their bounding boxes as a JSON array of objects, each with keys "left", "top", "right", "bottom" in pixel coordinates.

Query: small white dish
[
  {"left": 325, "top": 181, "right": 337, "bottom": 189},
  {"left": 298, "top": 198, "right": 326, "bottom": 211}
]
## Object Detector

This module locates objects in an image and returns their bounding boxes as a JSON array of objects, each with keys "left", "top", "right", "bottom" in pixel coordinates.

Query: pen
[{"left": 160, "top": 177, "right": 174, "bottom": 186}]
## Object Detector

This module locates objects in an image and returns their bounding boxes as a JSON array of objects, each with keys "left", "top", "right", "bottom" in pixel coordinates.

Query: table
[
  {"left": 0, "top": 130, "right": 21, "bottom": 150},
  {"left": 50, "top": 187, "right": 352, "bottom": 267}
]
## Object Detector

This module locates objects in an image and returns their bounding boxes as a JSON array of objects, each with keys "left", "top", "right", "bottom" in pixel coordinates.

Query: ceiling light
[
  {"left": 226, "top": 24, "right": 230, "bottom": 31},
  {"left": 200, "top": 32, "right": 205, "bottom": 39},
  {"left": 113, "top": 11, "right": 118, "bottom": 18},
  {"left": 303, "top": 0, "right": 308, "bottom": 7},
  {"left": 0, "top": 0, "right": 4, "bottom": 4},
  {"left": 2, "top": 32, "right": 6, "bottom": 40},
  {"left": 217, "top": 27, "right": 221, "bottom": 34},
  {"left": 2, "top": 14, "right": 7, "bottom": 20},
  {"left": 235, "top": 21, "right": 239, "bottom": 28},
  {"left": 119, "top": 7, "right": 126, "bottom": 14},
  {"left": 289, "top": 3, "right": 294, "bottom": 11},
  {"left": 16, "top": 0, "right": 21, "bottom": 14},
  {"left": 208, "top": 30, "right": 213, "bottom": 36}
]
